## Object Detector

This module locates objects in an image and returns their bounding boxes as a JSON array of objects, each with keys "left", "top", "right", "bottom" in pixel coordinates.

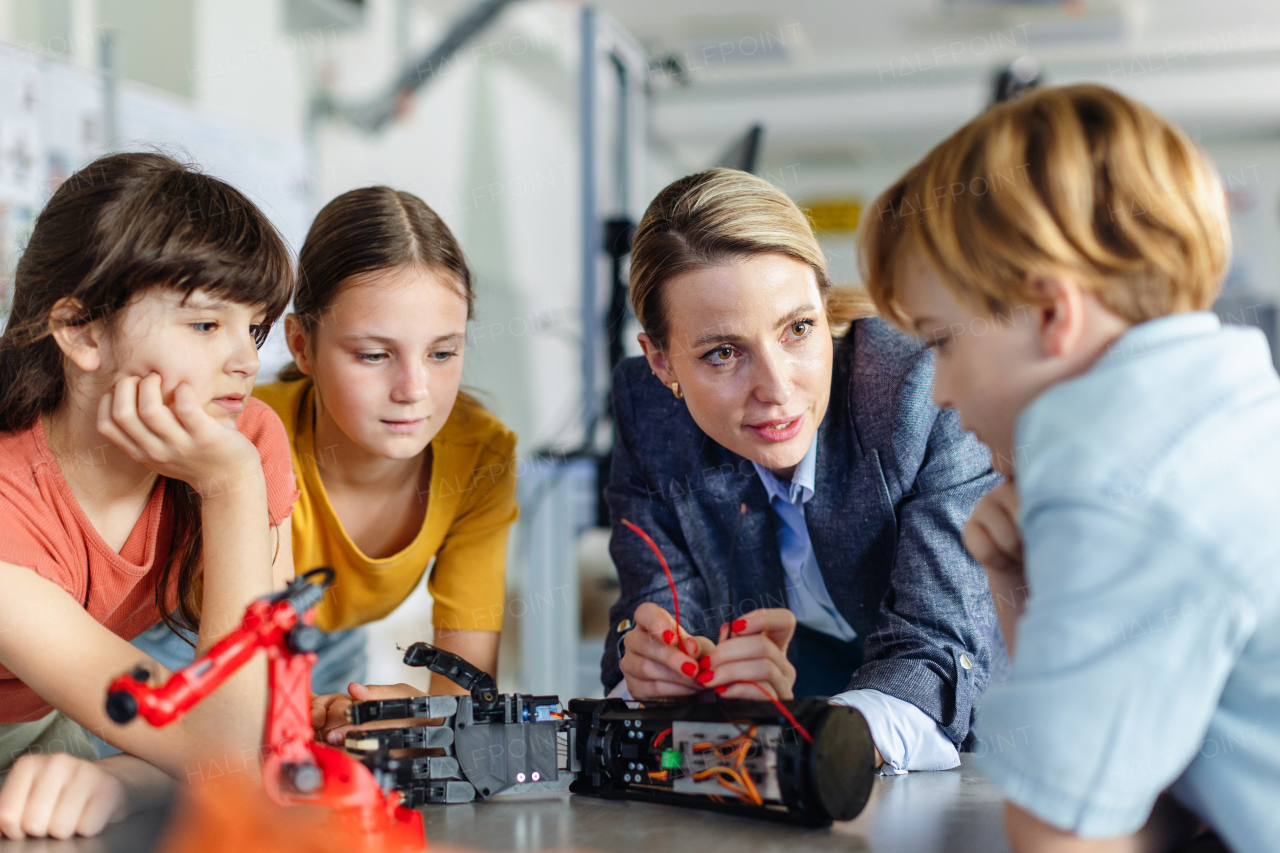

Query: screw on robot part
[{"left": 286, "top": 763, "right": 324, "bottom": 793}]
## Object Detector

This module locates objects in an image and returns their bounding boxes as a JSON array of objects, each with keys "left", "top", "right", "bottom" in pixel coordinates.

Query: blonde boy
[{"left": 861, "top": 84, "right": 1280, "bottom": 853}]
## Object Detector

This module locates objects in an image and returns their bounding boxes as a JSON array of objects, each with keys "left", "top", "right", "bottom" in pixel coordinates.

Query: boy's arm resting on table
[
  {"left": 1005, "top": 797, "right": 1201, "bottom": 853},
  {"left": 976, "top": 498, "right": 1249, "bottom": 842}
]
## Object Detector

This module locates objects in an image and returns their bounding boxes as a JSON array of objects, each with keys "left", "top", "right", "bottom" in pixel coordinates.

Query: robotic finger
[
  {"left": 347, "top": 694, "right": 458, "bottom": 726},
  {"left": 346, "top": 723, "right": 456, "bottom": 751}
]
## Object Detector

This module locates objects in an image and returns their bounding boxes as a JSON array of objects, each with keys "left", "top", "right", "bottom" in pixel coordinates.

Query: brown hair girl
[{"left": 0, "top": 151, "right": 293, "bottom": 634}]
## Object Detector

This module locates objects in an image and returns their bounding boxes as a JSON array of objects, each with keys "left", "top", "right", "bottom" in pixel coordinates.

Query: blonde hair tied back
[{"left": 629, "top": 168, "right": 875, "bottom": 351}]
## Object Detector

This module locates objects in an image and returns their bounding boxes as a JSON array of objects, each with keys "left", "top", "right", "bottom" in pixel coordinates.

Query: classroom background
[{"left": 2, "top": 0, "right": 1278, "bottom": 704}]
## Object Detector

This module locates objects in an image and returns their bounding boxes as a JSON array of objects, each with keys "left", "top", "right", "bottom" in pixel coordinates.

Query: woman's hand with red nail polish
[
  {"left": 716, "top": 608, "right": 796, "bottom": 655},
  {"left": 707, "top": 608, "right": 798, "bottom": 700},
  {"left": 620, "top": 603, "right": 715, "bottom": 700},
  {"left": 696, "top": 670, "right": 715, "bottom": 685}
]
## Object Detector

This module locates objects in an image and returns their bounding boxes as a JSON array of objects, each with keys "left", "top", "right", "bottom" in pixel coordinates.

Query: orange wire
[
  {"left": 696, "top": 767, "right": 760, "bottom": 805},
  {"left": 716, "top": 777, "right": 751, "bottom": 800}
]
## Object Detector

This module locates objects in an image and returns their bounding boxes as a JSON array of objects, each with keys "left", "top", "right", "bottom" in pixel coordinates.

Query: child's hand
[
  {"left": 702, "top": 608, "right": 798, "bottom": 700},
  {"left": 0, "top": 753, "right": 127, "bottom": 839},
  {"left": 97, "top": 373, "right": 259, "bottom": 495},
  {"left": 620, "top": 602, "right": 716, "bottom": 700},
  {"left": 312, "top": 682, "right": 427, "bottom": 746},
  {"left": 963, "top": 481, "right": 1025, "bottom": 656}
]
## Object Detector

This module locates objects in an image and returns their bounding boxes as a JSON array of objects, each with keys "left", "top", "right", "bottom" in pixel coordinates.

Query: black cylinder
[
  {"left": 106, "top": 691, "right": 138, "bottom": 724},
  {"left": 568, "top": 697, "right": 876, "bottom": 826}
]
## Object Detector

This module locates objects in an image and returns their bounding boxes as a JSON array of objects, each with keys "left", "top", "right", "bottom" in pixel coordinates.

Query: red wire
[
  {"left": 620, "top": 518, "right": 814, "bottom": 746},
  {"left": 746, "top": 681, "right": 813, "bottom": 744},
  {"left": 621, "top": 518, "right": 681, "bottom": 642},
  {"left": 652, "top": 727, "right": 672, "bottom": 749}
]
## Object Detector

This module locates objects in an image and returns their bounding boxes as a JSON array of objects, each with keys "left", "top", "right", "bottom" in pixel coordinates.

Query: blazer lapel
[
  {"left": 805, "top": 341, "right": 899, "bottom": 637},
  {"left": 690, "top": 442, "right": 786, "bottom": 625}
]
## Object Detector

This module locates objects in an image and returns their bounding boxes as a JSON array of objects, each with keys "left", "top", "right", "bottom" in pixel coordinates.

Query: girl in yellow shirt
[{"left": 130, "top": 187, "right": 518, "bottom": 738}]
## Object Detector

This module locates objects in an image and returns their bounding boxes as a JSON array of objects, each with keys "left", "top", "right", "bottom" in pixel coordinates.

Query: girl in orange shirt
[{"left": 0, "top": 153, "right": 297, "bottom": 838}]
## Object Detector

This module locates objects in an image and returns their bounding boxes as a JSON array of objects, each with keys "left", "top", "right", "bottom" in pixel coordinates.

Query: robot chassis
[
  {"left": 103, "top": 568, "right": 878, "bottom": 834},
  {"left": 347, "top": 642, "right": 878, "bottom": 826}
]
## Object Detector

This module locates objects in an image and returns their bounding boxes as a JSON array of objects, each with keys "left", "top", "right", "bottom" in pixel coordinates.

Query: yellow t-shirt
[{"left": 252, "top": 378, "right": 518, "bottom": 633}]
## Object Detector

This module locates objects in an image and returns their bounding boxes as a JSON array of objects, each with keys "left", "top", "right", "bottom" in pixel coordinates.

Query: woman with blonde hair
[{"left": 602, "top": 168, "right": 1004, "bottom": 773}]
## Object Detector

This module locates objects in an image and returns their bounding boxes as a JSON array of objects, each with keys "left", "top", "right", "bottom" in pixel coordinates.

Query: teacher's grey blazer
[{"left": 602, "top": 317, "right": 1007, "bottom": 745}]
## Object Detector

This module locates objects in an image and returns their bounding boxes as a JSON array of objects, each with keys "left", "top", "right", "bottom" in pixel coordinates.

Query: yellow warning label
[{"left": 804, "top": 199, "right": 863, "bottom": 234}]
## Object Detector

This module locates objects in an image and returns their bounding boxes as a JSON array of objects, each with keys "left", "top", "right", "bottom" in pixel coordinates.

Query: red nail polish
[
  {"left": 698, "top": 655, "right": 711, "bottom": 671},
  {"left": 696, "top": 670, "right": 714, "bottom": 685},
  {"left": 662, "top": 630, "right": 675, "bottom": 644},
  {"left": 715, "top": 685, "right": 728, "bottom": 694},
  {"left": 731, "top": 619, "right": 747, "bottom": 633},
  {"left": 681, "top": 662, "right": 697, "bottom": 677}
]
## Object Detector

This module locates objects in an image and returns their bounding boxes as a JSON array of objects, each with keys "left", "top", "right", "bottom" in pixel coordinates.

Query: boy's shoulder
[{"left": 1017, "top": 313, "right": 1280, "bottom": 543}]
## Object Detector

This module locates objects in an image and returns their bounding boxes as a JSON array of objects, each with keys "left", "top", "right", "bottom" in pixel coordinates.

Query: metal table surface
[
  {"left": 420, "top": 755, "right": 1010, "bottom": 853},
  {"left": 16, "top": 756, "right": 1009, "bottom": 853}
]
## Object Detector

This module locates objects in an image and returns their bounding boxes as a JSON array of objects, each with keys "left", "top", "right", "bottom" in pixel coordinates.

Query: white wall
[{"left": 311, "top": 0, "right": 584, "bottom": 449}]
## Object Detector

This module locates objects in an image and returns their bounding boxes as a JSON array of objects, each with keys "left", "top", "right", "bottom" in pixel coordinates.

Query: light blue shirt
[
  {"left": 753, "top": 440, "right": 959, "bottom": 775},
  {"left": 974, "top": 313, "right": 1280, "bottom": 851},
  {"left": 751, "top": 442, "right": 856, "bottom": 641}
]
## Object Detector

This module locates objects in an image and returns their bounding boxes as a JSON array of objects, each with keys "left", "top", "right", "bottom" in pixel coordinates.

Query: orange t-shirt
[{"left": 0, "top": 398, "right": 299, "bottom": 723}]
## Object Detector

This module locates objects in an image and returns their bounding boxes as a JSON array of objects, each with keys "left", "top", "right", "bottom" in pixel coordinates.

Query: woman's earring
[{"left": 670, "top": 382, "right": 683, "bottom": 399}]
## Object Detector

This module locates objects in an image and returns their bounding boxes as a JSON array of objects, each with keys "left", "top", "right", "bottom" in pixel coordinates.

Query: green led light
[{"left": 660, "top": 749, "right": 682, "bottom": 769}]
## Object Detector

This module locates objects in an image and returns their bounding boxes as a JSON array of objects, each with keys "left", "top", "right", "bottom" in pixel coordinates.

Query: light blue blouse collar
[{"left": 751, "top": 437, "right": 818, "bottom": 506}]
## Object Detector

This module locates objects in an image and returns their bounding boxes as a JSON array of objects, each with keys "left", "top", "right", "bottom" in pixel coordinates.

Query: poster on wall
[
  {"left": 0, "top": 39, "right": 309, "bottom": 374},
  {"left": 0, "top": 45, "right": 48, "bottom": 314}
]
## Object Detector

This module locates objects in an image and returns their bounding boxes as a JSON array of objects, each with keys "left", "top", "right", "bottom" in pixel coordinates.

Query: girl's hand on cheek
[{"left": 97, "top": 373, "right": 259, "bottom": 494}]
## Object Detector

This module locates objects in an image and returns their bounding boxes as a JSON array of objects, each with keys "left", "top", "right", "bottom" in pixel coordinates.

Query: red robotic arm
[{"left": 107, "top": 568, "right": 424, "bottom": 850}]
